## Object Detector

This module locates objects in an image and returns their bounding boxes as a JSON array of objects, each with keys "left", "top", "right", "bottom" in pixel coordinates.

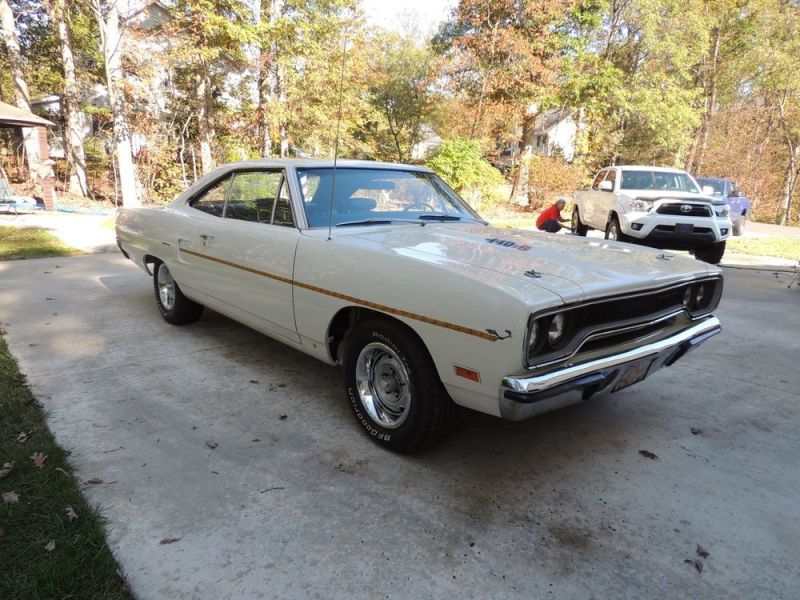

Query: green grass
[
  {"left": 727, "top": 237, "right": 800, "bottom": 261},
  {"left": 0, "top": 336, "right": 129, "bottom": 599},
  {"left": 0, "top": 226, "right": 81, "bottom": 261}
]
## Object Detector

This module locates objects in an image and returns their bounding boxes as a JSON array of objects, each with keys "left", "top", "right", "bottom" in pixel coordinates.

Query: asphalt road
[{"left": 1, "top": 254, "right": 798, "bottom": 599}]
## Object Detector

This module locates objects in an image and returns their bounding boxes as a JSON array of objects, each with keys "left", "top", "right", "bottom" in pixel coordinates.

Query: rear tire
[
  {"left": 571, "top": 207, "right": 588, "bottom": 236},
  {"left": 733, "top": 219, "right": 746, "bottom": 236},
  {"left": 342, "top": 317, "right": 454, "bottom": 453},
  {"left": 694, "top": 241, "right": 726, "bottom": 264},
  {"left": 153, "top": 261, "right": 204, "bottom": 325},
  {"left": 604, "top": 216, "right": 629, "bottom": 243}
]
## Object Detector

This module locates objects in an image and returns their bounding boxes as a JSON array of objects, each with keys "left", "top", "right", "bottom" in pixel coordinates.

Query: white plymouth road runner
[{"left": 116, "top": 159, "right": 723, "bottom": 452}]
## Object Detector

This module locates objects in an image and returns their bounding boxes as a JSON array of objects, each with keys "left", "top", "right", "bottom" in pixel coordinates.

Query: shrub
[
  {"left": 427, "top": 138, "right": 505, "bottom": 209},
  {"left": 523, "top": 154, "right": 588, "bottom": 209}
]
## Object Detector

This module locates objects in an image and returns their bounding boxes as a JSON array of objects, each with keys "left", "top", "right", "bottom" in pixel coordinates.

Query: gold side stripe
[{"left": 180, "top": 247, "right": 498, "bottom": 341}]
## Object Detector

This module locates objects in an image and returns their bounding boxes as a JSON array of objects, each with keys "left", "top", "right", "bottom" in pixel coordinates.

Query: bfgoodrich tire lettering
[
  {"left": 342, "top": 318, "right": 454, "bottom": 453},
  {"left": 153, "top": 261, "right": 204, "bottom": 325}
]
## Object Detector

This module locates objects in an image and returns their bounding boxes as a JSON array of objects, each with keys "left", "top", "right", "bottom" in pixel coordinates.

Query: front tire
[
  {"left": 153, "top": 261, "right": 204, "bottom": 325},
  {"left": 604, "top": 216, "right": 629, "bottom": 242},
  {"left": 342, "top": 318, "right": 454, "bottom": 453},
  {"left": 694, "top": 241, "right": 726, "bottom": 264},
  {"left": 571, "top": 207, "right": 588, "bottom": 236},
  {"left": 733, "top": 218, "right": 746, "bottom": 236}
]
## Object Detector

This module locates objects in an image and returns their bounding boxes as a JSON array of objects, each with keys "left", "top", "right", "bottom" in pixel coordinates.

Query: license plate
[
  {"left": 675, "top": 223, "right": 694, "bottom": 233},
  {"left": 612, "top": 358, "right": 655, "bottom": 393}
]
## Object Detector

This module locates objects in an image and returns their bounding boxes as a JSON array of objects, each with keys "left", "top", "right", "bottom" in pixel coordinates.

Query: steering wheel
[{"left": 407, "top": 201, "right": 437, "bottom": 212}]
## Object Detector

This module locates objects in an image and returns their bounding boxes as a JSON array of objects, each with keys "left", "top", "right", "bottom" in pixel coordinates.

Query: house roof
[
  {"left": 0, "top": 101, "right": 53, "bottom": 127},
  {"left": 534, "top": 107, "right": 573, "bottom": 133}
]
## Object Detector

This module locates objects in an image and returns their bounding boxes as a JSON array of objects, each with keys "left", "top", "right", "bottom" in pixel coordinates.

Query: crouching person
[{"left": 536, "top": 199, "right": 569, "bottom": 233}]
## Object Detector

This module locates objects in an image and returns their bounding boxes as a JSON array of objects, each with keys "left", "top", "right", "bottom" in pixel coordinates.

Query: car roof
[
  {"left": 615, "top": 165, "right": 689, "bottom": 174},
  {"left": 207, "top": 158, "right": 434, "bottom": 173}
]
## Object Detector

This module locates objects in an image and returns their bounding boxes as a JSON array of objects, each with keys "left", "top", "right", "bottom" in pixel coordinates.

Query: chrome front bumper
[{"left": 499, "top": 316, "right": 721, "bottom": 421}]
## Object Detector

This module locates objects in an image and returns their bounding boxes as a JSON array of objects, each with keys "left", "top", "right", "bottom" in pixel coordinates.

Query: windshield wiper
[
  {"left": 418, "top": 214, "right": 461, "bottom": 221},
  {"left": 336, "top": 218, "right": 425, "bottom": 228}
]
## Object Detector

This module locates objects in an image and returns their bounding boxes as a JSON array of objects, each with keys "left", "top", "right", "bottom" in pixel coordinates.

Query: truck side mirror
[
  {"left": 599, "top": 180, "right": 613, "bottom": 192},
  {"left": 729, "top": 188, "right": 740, "bottom": 197}
]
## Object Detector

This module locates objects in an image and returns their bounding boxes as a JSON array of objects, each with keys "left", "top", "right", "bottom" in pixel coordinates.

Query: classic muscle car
[{"left": 116, "top": 159, "right": 723, "bottom": 452}]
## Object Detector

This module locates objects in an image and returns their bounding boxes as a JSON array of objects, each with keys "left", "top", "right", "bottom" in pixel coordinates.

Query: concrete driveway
[{"left": 1, "top": 254, "right": 798, "bottom": 599}]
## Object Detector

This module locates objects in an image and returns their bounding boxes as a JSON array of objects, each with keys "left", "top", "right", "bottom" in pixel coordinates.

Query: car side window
[
  {"left": 191, "top": 177, "right": 229, "bottom": 217},
  {"left": 604, "top": 169, "right": 617, "bottom": 189},
  {"left": 225, "top": 171, "right": 282, "bottom": 223},
  {"left": 272, "top": 177, "right": 295, "bottom": 227},
  {"left": 591, "top": 170, "right": 606, "bottom": 191}
]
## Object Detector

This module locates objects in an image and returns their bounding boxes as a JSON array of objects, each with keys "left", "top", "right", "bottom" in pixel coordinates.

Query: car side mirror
[
  {"left": 599, "top": 180, "right": 613, "bottom": 192},
  {"left": 729, "top": 189, "right": 740, "bottom": 197},
  {"left": 702, "top": 185, "right": 715, "bottom": 196}
]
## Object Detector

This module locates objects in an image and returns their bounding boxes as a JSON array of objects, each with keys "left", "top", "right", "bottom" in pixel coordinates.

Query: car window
[
  {"left": 620, "top": 170, "right": 699, "bottom": 193},
  {"left": 272, "top": 177, "right": 295, "bottom": 227},
  {"left": 225, "top": 171, "right": 282, "bottom": 223},
  {"left": 591, "top": 171, "right": 606, "bottom": 191},
  {"left": 191, "top": 176, "right": 229, "bottom": 217},
  {"left": 296, "top": 168, "right": 484, "bottom": 228},
  {"left": 604, "top": 169, "right": 617, "bottom": 189}
]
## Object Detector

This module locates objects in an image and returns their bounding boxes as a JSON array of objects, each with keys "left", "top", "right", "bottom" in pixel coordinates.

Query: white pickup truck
[{"left": 572, "top": 165, "right": 732, "bottom": 264}]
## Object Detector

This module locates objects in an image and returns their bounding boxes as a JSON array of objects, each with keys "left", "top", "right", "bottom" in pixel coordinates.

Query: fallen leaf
[
  {"left": 31, "top": 452, "right": 47, "bottom": 469},
  {"left": 205, "top": 440, "right": 218, "bottom": 449},
  {"left": 249, "top": 379, "right": 259, "bottom": 384},
  {"left": 2, "top": 491, "right": 20, "bottom": 504},
  {"left": 16, "top": 432, "right": 28, "bottom": 443},
  {"left": 45, "top": 297, "right": 54, "bottom": 301},
  {"left": 159, "top": 537, "right": 181, "bottom": 545},
  {"left": 65, "top": 505, "right": 78, "bottom": 522},
  {"left": 690, "top": 427, "right": 703, "bottom": 435},
  {"left": 684, "top": 558, "right": 703, "bottom": 574},
  {"left": 85, "top": 477, "right": 105, "bottom": 484},
  {"left": 696, "top": 544, "right": 710, "bottom": 558},
  {"left": 91, "top": 422, "right": 106, "bottom": 428},
  {"left": 0, "top": 462, "right": 13, "bottom": 479},
  {"left": 14, "top": 373, "right": 27, "bottom": 383},
  {"left": 55, "top": 467, "right": 69, "bottom": 476},
  {"left": 279, "top": 414, "right": 287, "bottom": 420},
  {"left": 44, "top": 539, "right": 55, "bottom": 552},
  {"left": 638, "top": 450, "right": 659, "bottom": 460}
]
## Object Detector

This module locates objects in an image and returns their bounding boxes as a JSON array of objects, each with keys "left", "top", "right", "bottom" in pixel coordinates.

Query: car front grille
[
  {"left": 527, "top": 277, "right": 723, "bottom": 369},
  {"left": 656, "top": 203, "right": 712, "bottom": 217}
]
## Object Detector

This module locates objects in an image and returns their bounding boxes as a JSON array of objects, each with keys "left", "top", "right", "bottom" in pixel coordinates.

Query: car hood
[
  {"left": 621, "top": 190, "right": 719, "bottom": 203},
  {"left": 351, "top": 224, "right": 713, "bottom": 304}
]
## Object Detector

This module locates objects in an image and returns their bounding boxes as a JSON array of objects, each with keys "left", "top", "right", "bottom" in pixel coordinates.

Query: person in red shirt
[{"left": 536, "top": 199, "right": 568, "bottom": 233}]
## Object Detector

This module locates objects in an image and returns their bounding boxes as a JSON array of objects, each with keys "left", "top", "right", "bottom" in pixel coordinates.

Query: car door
[
  {"left": 210, "top": 169, "right": 301, "bottom": 343},
  {"left": 600, "top": 168, "right": 618, "bottom": 223},
  {"left": 585, "top": 169, "right": 607, "bottom": 227}
]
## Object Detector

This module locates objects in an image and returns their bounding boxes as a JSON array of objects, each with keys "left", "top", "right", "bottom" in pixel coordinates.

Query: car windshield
[
  {"left": 696, "top": 178, "right": 725, "bottom": 196},
  {"left": 620, "top": 170, "right": 700, "bottom": 193},
  {"left": 295, "top": 167, "right": 484, "bottom": 228}
]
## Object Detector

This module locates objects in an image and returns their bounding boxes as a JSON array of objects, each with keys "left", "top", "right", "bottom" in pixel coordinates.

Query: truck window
[
  {"left": 604, "top": 169, "right": 617, "bottom": 190},
  {"left": 591, "top": 171, "right": 606, "bottom": 191}
]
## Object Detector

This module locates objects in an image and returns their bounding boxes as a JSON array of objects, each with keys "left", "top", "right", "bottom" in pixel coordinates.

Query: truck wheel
[
  {"left": 342, "top": 317, "right": 454, "bottom": 453},
  {"left": 153, "top": 261, "right": 204, "bottom": 325},
  {"left": 733, "top": 219, "right": 746, "bottom": 236},
  {"left": 571, "top": 207, "right": 588, "bottom": 236},
  {"left": 605, "top": 216, "right": 628, "bottom": 242},
  {"left": 694, "top": 241, "right": 726, "bottom": 264}
]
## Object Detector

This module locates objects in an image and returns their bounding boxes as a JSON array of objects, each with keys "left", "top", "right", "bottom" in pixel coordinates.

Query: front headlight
[
  {"left": 714, "top": 204, "right": 730, "bottom": 217},
  {"left": 548, "top": 313, "right": 566, "bottom": 346},
  {"left": 627, "top": 197, "right": 654, "bottom": 212}
]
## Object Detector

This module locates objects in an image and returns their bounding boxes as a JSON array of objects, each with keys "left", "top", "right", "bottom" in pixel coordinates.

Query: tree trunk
[
  {"left": 51, "top": 0, "right": 89, "bottom": 197},
  {"left": 0, "top": 0, "right": 40, "bottom": 170},
  {"left": 510, "top": 105, "right": 537, "bottom": 206},
  {"left": 196, "top": 65, "right": 214, "bottom": 173},
  {"left": 92, "top": 0, "right": 139, "bottom": 206},
  {"left": 780, "top": 145, "right": 798, "bottom": 226}
]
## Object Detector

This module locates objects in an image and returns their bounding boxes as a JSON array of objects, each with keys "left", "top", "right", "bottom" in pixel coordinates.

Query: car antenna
[{"left": 327, "top": 35, "right": 348, "bottom": 241}]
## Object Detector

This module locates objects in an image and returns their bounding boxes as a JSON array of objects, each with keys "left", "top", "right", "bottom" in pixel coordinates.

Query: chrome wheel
[
  {"left": 571, "top": 210, "right": 578, "bottom": 232},
  {"left": 157, "top": 264, "right": 176, "bottom": 310},
  {"left": 355, "top": 342, "right": 411, "bottom": 429},
  {"left": 607, "top": 223, "right": 618, "bottom": 240}
]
